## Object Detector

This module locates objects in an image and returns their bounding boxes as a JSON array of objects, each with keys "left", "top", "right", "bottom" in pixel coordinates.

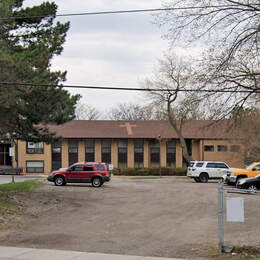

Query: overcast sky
[{"left": 24, "top": 0, "right": 170, "bottom": 112}]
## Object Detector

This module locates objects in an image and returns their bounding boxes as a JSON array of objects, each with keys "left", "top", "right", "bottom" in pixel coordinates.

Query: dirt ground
[{"left": 0, "top": 177, "right": 259, "bottom": 259}]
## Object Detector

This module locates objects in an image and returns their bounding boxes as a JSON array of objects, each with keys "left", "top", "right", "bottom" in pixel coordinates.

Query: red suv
[{"left": 47, "top": 162, "right": 111, "bottom": 187}]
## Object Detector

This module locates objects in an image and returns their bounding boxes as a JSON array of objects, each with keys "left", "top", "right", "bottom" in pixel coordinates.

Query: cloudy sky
[{"left": 24, "top": 0, "right": 169, "bottom": 112}]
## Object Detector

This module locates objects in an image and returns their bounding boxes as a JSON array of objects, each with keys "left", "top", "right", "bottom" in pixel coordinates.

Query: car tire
[
  {"left": 194, "top": 177, "right": 200, "bottom": 183},
  {"left": 248, "top": 185, "right": 257, "bottom": 191},
  {"left": 92, "top": 177, "right": 103, "bottom": 188},
  {"left": 54, "top": 176, "right": 66, "bottom": 186},
  {"left": 199, "top": 173, "right": 209, "bottom": 183}
]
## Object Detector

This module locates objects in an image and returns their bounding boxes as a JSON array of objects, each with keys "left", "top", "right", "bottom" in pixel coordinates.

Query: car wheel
[
  {"left": 92, "top": 177, "right": 103, "bottom": 188},
  {"left": 199, "top": 173, "right": 208, "bottom": 183},
  {"left": 248, "top": 185, "right": 257, "bottom": 191},
  {"left": 194, "top": 177, "right": 200, "bottom": 183},
  {"left": 54, "top": 176, "right": 65, "bottom": 186}
]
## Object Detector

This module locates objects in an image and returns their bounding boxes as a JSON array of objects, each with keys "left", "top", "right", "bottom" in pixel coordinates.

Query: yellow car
[{"left": 226, "top": 162, "right": 260, "bottom": 185}]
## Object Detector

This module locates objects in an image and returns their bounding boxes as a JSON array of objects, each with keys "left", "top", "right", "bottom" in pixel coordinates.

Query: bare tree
[
  {"left": 157, "top": 0, "right": 260, "bottom": 115},
  {"left": 75, "top": 101, "right": 102, "bottom": 120},
  {"left": 145, "top": 53, "right": 205, "bottom": 163},
  {"left": 107, "top": 103, "right": 156, "bottom": 120},
  {"left": 159, "top": 0, "right": 259, "bottom": 64}
]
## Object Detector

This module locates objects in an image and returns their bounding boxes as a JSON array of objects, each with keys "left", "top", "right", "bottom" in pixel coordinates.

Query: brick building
[{"left": 9, "top": 120, "right": 244, "bottom": 174}]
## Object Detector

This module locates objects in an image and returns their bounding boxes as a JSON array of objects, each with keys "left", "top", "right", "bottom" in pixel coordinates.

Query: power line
[
  {"left": 1, "top": 82, "right": 259, "bottom": 94},
  {"left": 0, "top": 5, "right": 237, "bottom": 21}
]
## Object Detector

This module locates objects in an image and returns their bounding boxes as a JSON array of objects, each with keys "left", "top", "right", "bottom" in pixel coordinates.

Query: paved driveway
[{"left": 0, "top": 177, "right": 259, "bottom": 259}]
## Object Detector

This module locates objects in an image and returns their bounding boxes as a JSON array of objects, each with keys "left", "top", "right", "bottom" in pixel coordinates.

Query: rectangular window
[
  {"left": 68, "top": 139, "right": 78, "bottom": 166},
  {"left": 102, "top": 139, "right": 111, "bottom": 164},
  {"left": 230, "top": 145, "right": 240, "bottom": 152},
  {"left": 52, "top": 141, "right": 62, "bottom": 170},
  {"left": 0, "top": 144, "right": 12, "bottom": 166},
  {"left": 26, "top": 142, "right": 44, "bottom": 154},
  {"left": 217, "top": 145, "right": 227, "bottom": 152},
  {"left": 150, "top": 140, "right": 160, "bottom": 167},
  {"left": 26, "top": 161, "right": 44, "bottom": 173},
  {"left": 118, "top": 139, "right": 128, "bottom": 168},
  {"left": 204, "top": 145, "right": 214, "bottom": 152},
  {"left": 167, "top": 140, "right": 176, "bottom": 167},
  {"left": 85, "top": 139, "right": 95, "bottom": 162},
  {"left": 134, "top": 139, "right": 144, "bottom": 168}
]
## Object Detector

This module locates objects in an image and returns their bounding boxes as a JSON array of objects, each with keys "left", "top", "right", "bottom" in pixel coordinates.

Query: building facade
[{"left": 10, "top": 120, "right": 244, "bottom": 174}]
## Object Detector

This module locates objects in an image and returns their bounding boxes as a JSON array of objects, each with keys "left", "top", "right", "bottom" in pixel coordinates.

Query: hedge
[{"left": 112, "top": 167, "right": 187, "bottom": 176}]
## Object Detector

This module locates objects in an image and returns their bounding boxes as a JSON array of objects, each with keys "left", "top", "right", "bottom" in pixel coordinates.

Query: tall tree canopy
[{"left": 0, "top": 0, "right": 80, "bottom": 142}]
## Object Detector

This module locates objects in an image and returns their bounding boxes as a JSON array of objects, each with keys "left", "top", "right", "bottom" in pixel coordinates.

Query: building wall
[
  {"left": 16, "top": 138, "right": 245, "bottom": 174},
  {"left": 17, "top": 141, "right": 52, "bottom": 174},
  {"left": 202, "top": 139, "right": 244, "bottom": 168}
]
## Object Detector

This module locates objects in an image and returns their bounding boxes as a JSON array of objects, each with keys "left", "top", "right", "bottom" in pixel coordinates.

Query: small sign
[
  {"left": 9, "top": 147, "right": 14, "bottom": 157},
  {"left": 226, "top": 197, "right": 244, "bottom": 222},
  {"left": 108, "top": 164, "right": 114, "bottom": 171}
]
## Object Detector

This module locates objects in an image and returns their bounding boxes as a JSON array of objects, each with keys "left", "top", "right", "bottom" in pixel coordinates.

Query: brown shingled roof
[{"left": 47, "top": 120, "right": 233, "bottom": 139}]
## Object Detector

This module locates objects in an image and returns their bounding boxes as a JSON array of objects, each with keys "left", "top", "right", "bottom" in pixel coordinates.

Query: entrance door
[{"left": 0, "top": 144, "right": 12, "bottom": 166}]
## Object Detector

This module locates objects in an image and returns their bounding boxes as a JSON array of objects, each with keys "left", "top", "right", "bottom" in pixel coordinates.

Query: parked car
[
  {"left": 187, "top": 161, "right": 229, "bottom": 183},
  {"left": 47, "top": 162, "right": 111, "bottom": 187},
  {"left": 236, "top": 174, "right": 260, "bottom": 191},
  {"left": 226, "top": 162, "right": 260, "bottom": 185}
]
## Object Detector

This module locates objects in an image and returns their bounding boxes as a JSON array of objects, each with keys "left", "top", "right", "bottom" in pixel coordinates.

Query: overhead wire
[
  {"left": 0, "top": 82, "right": 259, "bottom": 94},
  {"left": 0, "top": 5, "right": 239, "bottom": 20}
]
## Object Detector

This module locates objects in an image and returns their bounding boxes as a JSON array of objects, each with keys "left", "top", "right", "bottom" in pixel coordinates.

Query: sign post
[{"left": 218, "top": 182, "right": 224, "bottom": 252}]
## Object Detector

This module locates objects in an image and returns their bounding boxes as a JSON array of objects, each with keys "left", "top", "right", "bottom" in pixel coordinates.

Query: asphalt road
[{"left": 0, "top": 177, "right": 259, "bottom": 259}]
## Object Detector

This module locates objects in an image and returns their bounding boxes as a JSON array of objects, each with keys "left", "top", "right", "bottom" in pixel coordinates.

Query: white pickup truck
[{"left": 187, "top": 161, "right": 229, "bottom": 183}]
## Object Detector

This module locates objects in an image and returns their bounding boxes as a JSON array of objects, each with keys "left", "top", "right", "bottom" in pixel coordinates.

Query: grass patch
[
  {"left": 204, "top": 246, "right": 260, "bottom": 259},
  {"left": 0, "top": 180, "right": 44, "bottom": 229},
  {"left": 0, "top": 180, "right": 43, "bottom": 192}
]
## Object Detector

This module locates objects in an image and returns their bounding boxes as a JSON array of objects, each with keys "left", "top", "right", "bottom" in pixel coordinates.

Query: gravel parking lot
[{"left": 0, "top": 177, "right": 259, "bottom": 259}]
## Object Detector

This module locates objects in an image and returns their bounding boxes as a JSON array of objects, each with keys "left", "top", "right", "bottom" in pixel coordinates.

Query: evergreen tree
[{"left": 0, "top": 0, "right": 80, "bottom": 142}]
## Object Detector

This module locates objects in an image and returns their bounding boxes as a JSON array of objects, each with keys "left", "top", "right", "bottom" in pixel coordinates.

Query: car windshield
[{"left": 245, "top": 163, "right": 255, "bottom": 170}]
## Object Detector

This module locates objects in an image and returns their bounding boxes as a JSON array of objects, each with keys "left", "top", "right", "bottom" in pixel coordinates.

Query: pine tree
[{"left": 0, "top": 0, "right": 80, "bottom": 142}]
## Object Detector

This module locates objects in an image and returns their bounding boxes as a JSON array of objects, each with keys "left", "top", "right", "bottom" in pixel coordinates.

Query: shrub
[{"left": 112, "top": 167, "right": 187, "bottom": 176}]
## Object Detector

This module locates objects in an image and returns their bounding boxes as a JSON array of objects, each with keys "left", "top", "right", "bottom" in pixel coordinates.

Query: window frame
[
  {"left": 26, "top": 142, "right": 44, "bottom": 154},
  {"left": 204, "top": 145, "right": 214, "bottom": 152},
  {"left": 26, "top": 160, "right": 44, "bottom": 173}
]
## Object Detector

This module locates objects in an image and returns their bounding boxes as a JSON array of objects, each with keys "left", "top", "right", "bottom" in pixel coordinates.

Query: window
[
  {"left": 85, "top": 139, "right": 95, "bottom": 162},
  {"left": 26, "top": 161, "right": 44, "bottom": 173},
  {"left": 167, "top": 140, "right": 176, "bottom": 167},
  {"left": 68, "top": 139, "right": 78, "bottom": 166},
  {"left": 204, "top": 145, "right": 214, "bottom": 152},
  {"left": 253, "top": 165, "right": 260, "bottom": 171},
  {"left": 150, "top": 140, "right": 160, "bottom": 167},
  {"left": 206, "top": 163, "right": 217, "bottom": 168},
  {"left": 214, "top": 163, "right": 229, "bottom": 169},
  {"left": 70, "top": 165, "right": 82, "bottom": 171},
  {"left": 102, "top": 139, "right": 112, "bottom": 164},
  {"left": 195, "top": 162, "right": 204, "bottom": 167},
  {"left": 230, "top": 145, "right": 240, "bottom": 152},
  {"left": 52, "top": 141, "right": 62, "bottom": 170},
  {"left": 134, "top": 139, "right": 144, "bottom": 168},
  {"left": 118, "top": 139, "right": 128, "bottom": 168},
  {"left": 83, "top": 165, "right": 93, "bottom": 171},
  {"left": 26, "top": 142, "right": 44, "bottom": 154},
  {"left": 0, "top": 144, "right": 12, "bottom": 166},
  {"left": 95, "top": 164, "right": 106, "bottom": 171},
  {"left": 217, "top": 145, "right": 227, "bottom": 152}
]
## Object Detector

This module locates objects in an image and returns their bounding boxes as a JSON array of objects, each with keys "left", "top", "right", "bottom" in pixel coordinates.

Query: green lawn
[{"left": 0, "top": 180, "right": 43, "bottom": 192}]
